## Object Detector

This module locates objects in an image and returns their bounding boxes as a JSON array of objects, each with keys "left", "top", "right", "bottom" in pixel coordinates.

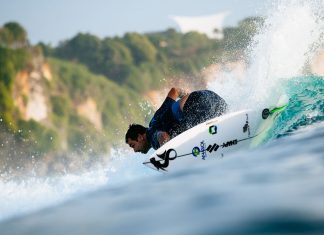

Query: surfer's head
[{"left": 126, "top": 124, "right": 150, "bottom": 154}]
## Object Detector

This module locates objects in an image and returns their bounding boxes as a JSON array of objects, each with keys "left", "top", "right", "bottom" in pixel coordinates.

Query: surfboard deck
[{"left": 143, "top": 103, "right": 287, "bottom": 172}]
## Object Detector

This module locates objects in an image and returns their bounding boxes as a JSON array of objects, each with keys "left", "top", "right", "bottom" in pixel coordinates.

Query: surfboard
[{"left": 143, "top": 102, "right": 287, "bottom": 172}]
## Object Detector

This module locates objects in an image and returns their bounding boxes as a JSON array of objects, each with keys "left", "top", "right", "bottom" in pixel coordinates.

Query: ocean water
[
  {"left": 0, "top": 0, "right": 324, "bottom": 234},
  {"left": 0, "top": 78, "right": 323, "bottom": 235}
]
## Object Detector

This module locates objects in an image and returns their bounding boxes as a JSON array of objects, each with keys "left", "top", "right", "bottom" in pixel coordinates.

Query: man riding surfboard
[{"left": 126, "top": 88, "right": 227, "bottom": 154}]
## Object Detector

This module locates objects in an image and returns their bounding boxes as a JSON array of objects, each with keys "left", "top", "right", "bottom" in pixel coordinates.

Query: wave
[
  {"left": 209, "top": 0, "right": 323, "bottom": 109},
  {"left": 270, "top": 75, "right": 324, "bottom": 139}
]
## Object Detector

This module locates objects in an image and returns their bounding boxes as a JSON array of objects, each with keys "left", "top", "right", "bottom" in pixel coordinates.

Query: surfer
[{"left": 126, "top": 88, "right": 227, "bottom": 154}]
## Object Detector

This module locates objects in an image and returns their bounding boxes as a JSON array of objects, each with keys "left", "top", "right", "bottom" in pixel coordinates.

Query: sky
[{"left": 0, "top": 0, "right": 271, "bottom": 46}]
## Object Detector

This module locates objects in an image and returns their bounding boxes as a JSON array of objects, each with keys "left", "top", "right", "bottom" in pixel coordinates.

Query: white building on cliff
[{"left": 170, "top": 12, "right": 229, "bottom": 39}]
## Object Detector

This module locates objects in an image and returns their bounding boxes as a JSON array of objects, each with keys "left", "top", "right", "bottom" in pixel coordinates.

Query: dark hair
[{"left": 125, "top": 124, "right": 148, "bottom": 143}]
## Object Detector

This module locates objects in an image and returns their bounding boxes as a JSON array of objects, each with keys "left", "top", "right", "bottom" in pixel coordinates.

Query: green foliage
[
  {"left": 0, "top": 82, "right": 16, "bottom": 130},
  {"left": 0, "top": 46, "right": 30, "bottom": 89},
  {"left": 51, "top": 95, "right": 70, "bottom": 117},
  {"left": 0, "top": 22, "right": 150, "bottom": 162},
  {"left": 147, "top": 28, "right": 183, "bottom": 58},
  {"left": 1, "top": 22, "right": 28, "bottom": 48},
  {"left": 123, "top": 65, "right": 146, "bottom": 91},
  {"left": 99, "top": 38, "right": 134, "bottom": 83},
  {"left": 173, "top": 59, "right": 199, "bottom": 75},
  {"left": 182, "top": 32, "right": 210, "bottom": 54},
  {"left": 51, "top": 59, "right": 90, "bottom": 100},
  {"left": 0, "top": 55, "right": 15, "bottom": 88},
  {"left": 50, "top": 17, "right": 263, "bottom": 93},
  {"left": 3, "top": 22, "right": 27, "bottom": 41},
  {"left": 0, "top": 43, "right": 30, "bottom": 132},
  {"left": 100, "top": 38, "right": 133, "bottom": 65},
  {"left": 11, "top": 48, "right": 31, "bottom": 70},
  {"left": 67, "top": 114, "right": 107, "bottom": 155},
  {"left": 55, "top": 33, "right": 102, "bottom": 70},
  {"left": 17, "top": 120, "right": 59, "bottom": 153},
  {"left": 139, "top": 63, "right": 165, "bottom": 88},
  {"left": 37, "top": 42, "right": 54, "bottom": 57},
  {"left": 0, "top": 28, "right": 12, "bottom": 47},
  {"left": 123, "top": 33, "right": 157, "bottom": 64},
  {"left": 48, "top": 58, "right": 146, "bottom": 152},
  {"left": 0, "top": 82, "right": 14, "bottom": 112}
]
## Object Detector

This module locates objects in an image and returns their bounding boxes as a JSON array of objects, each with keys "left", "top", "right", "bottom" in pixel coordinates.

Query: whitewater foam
[
  {"left": 208, "top": 0, "right": 324, "bottom": 111},
  {"left": 0, "top": 168, "right": 109, "bottom": 221}
]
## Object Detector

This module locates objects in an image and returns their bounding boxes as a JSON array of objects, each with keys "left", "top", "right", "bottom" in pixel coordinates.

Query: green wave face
[{"left": 269, "top": 76, "right": 324, "bottom": 140}]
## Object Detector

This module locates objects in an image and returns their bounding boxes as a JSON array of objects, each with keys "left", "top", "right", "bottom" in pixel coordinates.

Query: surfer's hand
[
  {"left": 178, "top": 88, "right": 188, "bottom": 98},
  {"left": 156, "top": 131, "right": 170, "bottom": 147},
  {"left": 168, "top": 88, "right": 188, "bottom": 100}
]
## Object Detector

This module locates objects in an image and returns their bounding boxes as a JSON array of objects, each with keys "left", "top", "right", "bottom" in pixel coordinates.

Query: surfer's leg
[
  {"left": 182, "top": 90, "right": 228, "bottom": 128},
  {"left": 182, "top": 91, "right": 208, "bottom": 128},
  {"left": 205, "top": 90, "right": 228, "bottom": 118}
]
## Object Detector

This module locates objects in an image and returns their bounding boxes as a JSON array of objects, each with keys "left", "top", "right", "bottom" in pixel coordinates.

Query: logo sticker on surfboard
[
  {"left": 209, "top": 125, "right": 217, "bottom": 135},
  {"left": 192, "top": 147, "right": 200, "bottom": 157},
  {"left": 192, "top": 141, "right": 207, "bottom": 159},
  {"left": 243, "top": 113, "right": 251, "bottom": 137}
]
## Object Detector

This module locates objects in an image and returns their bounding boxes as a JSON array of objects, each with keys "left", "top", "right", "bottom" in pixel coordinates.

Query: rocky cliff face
[
  {"left": 5, "top": 55, "right": 107, "bottom": 177},
  {"left": 13, "top": 52, "right": 50, "bottom": 122},
  {"left": 77, "top": 98, "right": 102, "bottom": 130},
  {"left": 13, "top": 54, "right": 103, "bottom": 130}
]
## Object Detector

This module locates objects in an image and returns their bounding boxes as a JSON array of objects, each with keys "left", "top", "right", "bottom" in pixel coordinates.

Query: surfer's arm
[
  {"left": 156, "top": 131, "right": 170, "bottom": 147},
  {"left": 167, "top": 88, "right": 188, "bottom": 100}
]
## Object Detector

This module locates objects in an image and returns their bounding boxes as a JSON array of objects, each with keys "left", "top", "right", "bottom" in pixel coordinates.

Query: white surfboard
[{"left": 143, "top": 102, "right": 287, "bottom": 172}]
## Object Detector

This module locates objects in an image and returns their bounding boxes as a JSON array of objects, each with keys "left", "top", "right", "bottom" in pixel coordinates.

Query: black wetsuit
[{"left": 146, "top": 90, "right": 227, "bottom": 150}]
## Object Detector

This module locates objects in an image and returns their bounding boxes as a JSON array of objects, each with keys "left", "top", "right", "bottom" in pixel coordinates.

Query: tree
[
  {"left": 123, "top": 33, "right": 157, "bottom": 64},
  {"left": 99, "top": 38, "right": 133, "bottom": 83},
  {"left": 3, "top": 22, "right": 28, "bottom": 48},
  {"left": 56, "top": 33, "right": 102, "bottom": 71},
  {"left": 0, "top": 47, "right": 15, "bottom": 88},
  {"left": 37, "top": 42, "right": 54, "bottom": 57},
  {"left": 101, "top": 38, "right": 133, "bottom": 66},
  {"left": 0, "top": 27, "right": 13, "bottom": 47},
  {"left": 0, "top": 81, "right": 16, "bottom": 129},
  {"left": 182, "top": 31, "right": 210, "bottom": 56}
]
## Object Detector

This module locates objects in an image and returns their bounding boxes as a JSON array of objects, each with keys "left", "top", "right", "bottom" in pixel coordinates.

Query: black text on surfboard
[{"left": 150, "top": 149, "right": 177, "bottom": 171}]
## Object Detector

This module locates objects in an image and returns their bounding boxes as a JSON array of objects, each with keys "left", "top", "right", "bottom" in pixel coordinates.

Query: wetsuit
[{"left": 146, "top": 90, "right": 227, "bottom": 150}]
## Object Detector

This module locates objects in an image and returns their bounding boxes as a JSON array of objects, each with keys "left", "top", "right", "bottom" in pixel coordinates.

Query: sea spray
[
  {"left": 106, "top": 147, "right": 157, "bottom": 186},
  {"left": 208, "top": 0, "right": 324, "bottom": 111},
  {"left": 0, "top": 143, "right": 157, "bottom": 222},
  {"left": 0, "top": 167, "right": 109, "bottom": 221}
]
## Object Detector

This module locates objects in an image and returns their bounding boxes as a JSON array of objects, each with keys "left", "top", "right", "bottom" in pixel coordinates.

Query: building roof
[{"left": 170, "top": 12, "right": 229, "bottom": 39}]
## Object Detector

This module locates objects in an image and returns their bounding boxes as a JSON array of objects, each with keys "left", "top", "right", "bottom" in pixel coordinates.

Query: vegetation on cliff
[{"left": 40, "top": 16, "right": 263, "bottom": 92}]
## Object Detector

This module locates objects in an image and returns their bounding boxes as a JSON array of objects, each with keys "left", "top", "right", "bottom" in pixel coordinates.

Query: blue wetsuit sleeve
[
  {"left": 147, "top": 97, "right": 175, "bottom": 150},
  {"left": 150, "top": 131, "right": 160, "bottom": 150},
  {"left": 149, "top": 97, "right": 175, "bottom": 128},
  {"left": 171, "top": 100, "right": 183, "bottom": 122},
  {"left": 146, "top": 128, "right": 160, "bottom": 150}
]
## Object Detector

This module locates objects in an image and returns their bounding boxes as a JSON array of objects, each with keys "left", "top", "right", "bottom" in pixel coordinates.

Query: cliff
[{"left": 0, "top": 48, "right": 147, "bottom": 177}]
